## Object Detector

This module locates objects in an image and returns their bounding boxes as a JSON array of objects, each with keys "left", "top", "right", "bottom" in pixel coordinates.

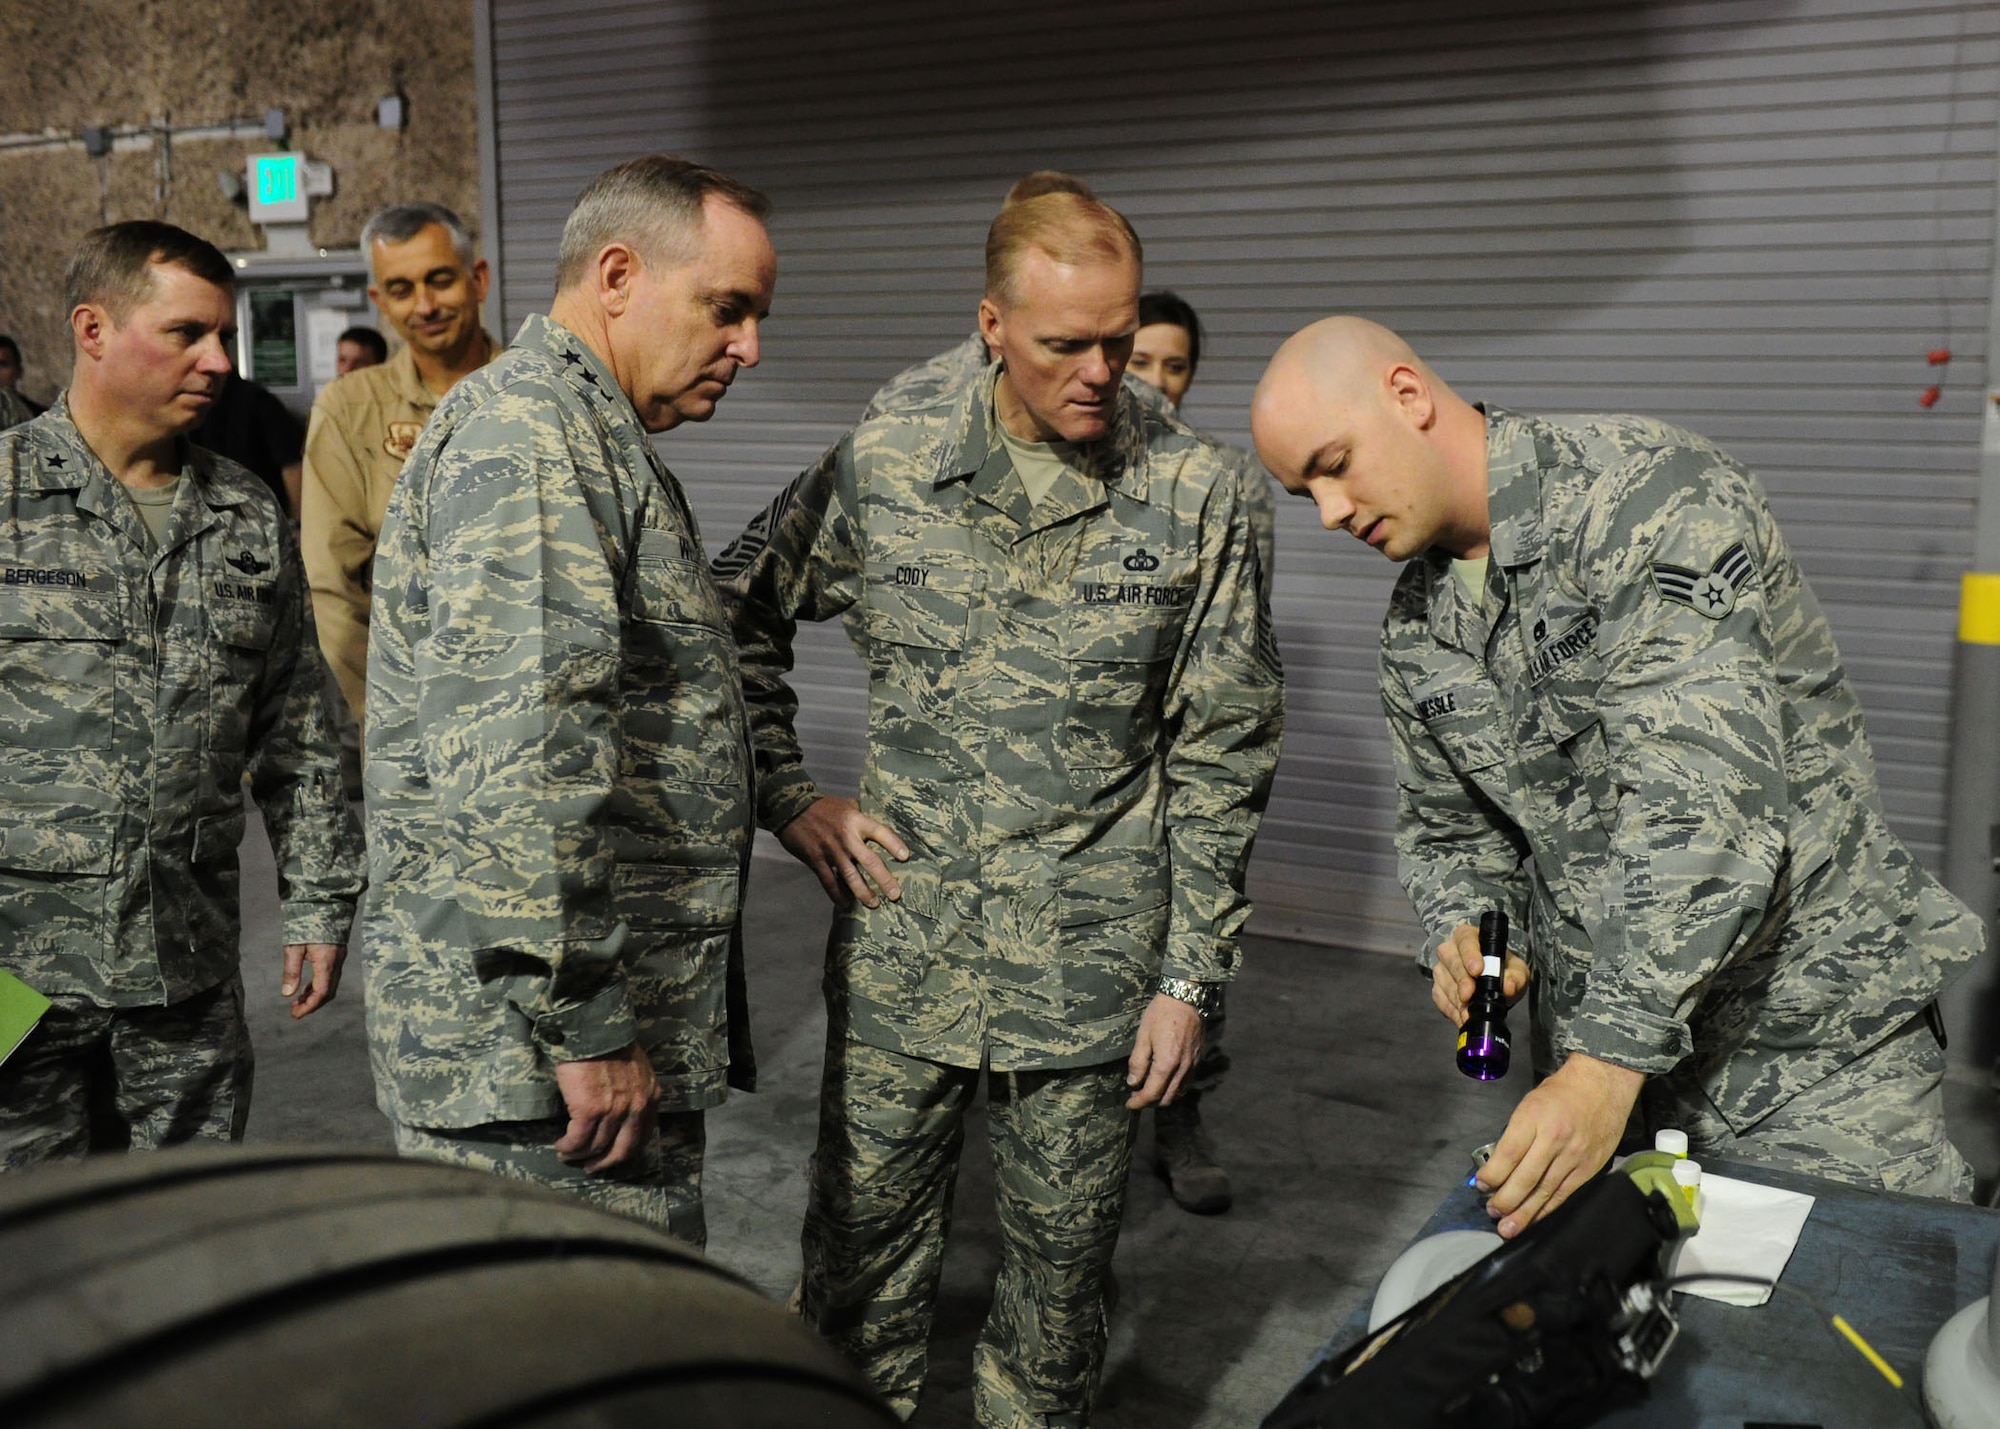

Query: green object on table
[
  {"left": 0, "top": 969, "right": 50, "bottom": 1066},
  {"left": 1623, "top": 1150, "right": 1702, "bottom": 1234}
]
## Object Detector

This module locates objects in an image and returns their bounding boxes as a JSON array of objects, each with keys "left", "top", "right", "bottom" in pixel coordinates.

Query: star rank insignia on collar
[
  {"left": 45, "top": 453, "right": 65, "bottom": 469},
  {"left": 1652, "top": 541, "right": 1756, "bottom": 620}
]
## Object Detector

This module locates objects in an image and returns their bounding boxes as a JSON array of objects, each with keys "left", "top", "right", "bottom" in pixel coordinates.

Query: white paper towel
[{"left": 1667, "top": 1171, "right": 1816, "bottom": 1306}]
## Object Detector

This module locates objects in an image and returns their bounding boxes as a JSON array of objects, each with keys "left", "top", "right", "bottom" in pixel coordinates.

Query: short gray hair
[
  {"left": 360, "top": 202, "right": 476, "bottom": 267},
  {"left": 554, "top": 155, "right": 770, "bottom": 293}
]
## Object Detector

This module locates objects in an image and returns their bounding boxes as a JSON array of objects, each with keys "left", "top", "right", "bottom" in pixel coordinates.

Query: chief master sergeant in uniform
[
  {"left": 857, "top": 182, "right": 1280, "bottom": 1223},
  {"left": 0, "top": 221, "right": 363, "bottom": 1166},
  {"left": 1251, "top": 316, "right": 1979, "bottom": 1239},
  {"left": 362, "top": 156, "right": 776, "bottom": 1245},
  {"left": 714, "top": 189, "right": 1284, "bottom": 1425}
]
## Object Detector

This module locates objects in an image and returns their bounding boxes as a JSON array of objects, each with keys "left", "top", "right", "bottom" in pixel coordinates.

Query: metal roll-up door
[{"left": 484, "top": 0, "right": 1998, "bottom": 953}]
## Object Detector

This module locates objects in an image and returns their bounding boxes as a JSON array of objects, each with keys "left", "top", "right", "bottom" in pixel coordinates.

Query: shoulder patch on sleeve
[{"left": 1651, "top": 540, "right": 1757, "bottom": 619}]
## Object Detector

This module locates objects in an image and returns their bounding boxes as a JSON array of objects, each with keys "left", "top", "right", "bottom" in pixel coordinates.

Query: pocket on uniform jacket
[
  {"left": 1058, "top": 844, "right": 1171, "bottom": 1022},
  {"left": 0, "top": 820, "right": 113, "bottom": 875},
  {"left": 1058, "top": 587, "right": 1193, "bottom": 771},
  {"left": 625, "top": 535, "right": 749, "bottom": 792},
  {"left": 0, "top": 588, "right": 122, "bottom": 749},
  {"left": 630, "top": 530, "right": 729, "bottom": 633},
  {"left": 1063, "top": 584, "right": 1194, "bottom": 666},
  {"left": 861, "top": 573, "right": 975, "bottom": 750},
  {"left": 209, "top": 602, "right": 277, "bottom": 653},
  {"left": 861, "top": 572, "right": 974, "bottom": 652},
  {"left": 613, "top": 862, "right": 739, "bottom": 931},
  {"left": 1876, "top": 1141, "right": 1964, "bottom": 1198},
  {"left": 1059, "top": 843, "right": 1171, "bottom": 927},
  {"left": 193, "top": 807, "right": 248, "bottom": 864},
  {"left": 1409, "top": 678, "right": 1507, "bottom": 776},
  {"left": 0, "top": 820, "right": 113, "bottom": 949}
]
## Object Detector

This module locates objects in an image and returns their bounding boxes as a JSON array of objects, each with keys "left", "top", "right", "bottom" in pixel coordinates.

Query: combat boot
[{"left": 1153, "top": 1092, "right": 1231, "bottom": 1214}]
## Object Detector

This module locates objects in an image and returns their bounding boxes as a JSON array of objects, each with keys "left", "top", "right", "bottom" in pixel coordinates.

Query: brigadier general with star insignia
[
  {"left": 362, "top": 156, "right": 775, "bottom": 1244},
  {"left": 1251, "top": 315, "right": 1980, "bottom": 1240},
  {"left": 714, "top": 186, "right": 1284, "bottom": 1425},
  {"left": 0, "top": 221, "right": 363, "bottom": 1167}
]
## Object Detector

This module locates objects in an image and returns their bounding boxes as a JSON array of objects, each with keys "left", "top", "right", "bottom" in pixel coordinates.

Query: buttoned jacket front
[
  {"left": 717, "top": 373, "right": 1283, "bottom": 1070},
  {"left": 364, "top": 314, "right": 754, "bottom": 1128},
  {"left": 0, "top": 406, "right": 362, "bottom": 1008}
]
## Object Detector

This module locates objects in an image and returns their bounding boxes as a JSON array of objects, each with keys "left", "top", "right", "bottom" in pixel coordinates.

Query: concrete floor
[{"left": 235, "top": 808, "right": 2000, "bottom": 1428}]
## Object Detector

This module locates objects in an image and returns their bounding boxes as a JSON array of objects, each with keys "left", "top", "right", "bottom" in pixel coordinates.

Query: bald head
[
  {"left": 1250, "top": 316, "right": 1491, "bottom": 560},
  {"left": 1251, "top": 317, "right": 1437, "bottom": 472}
]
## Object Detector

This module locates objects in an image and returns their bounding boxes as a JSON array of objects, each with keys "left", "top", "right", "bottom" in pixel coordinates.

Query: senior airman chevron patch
[{"left": 1652, "top": 541, "right": 1756, "bottom": 619}]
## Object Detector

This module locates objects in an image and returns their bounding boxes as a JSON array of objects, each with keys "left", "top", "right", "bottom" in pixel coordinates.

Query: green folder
[{"left": 0, "top": 969, "right": 50, "bottom": 1067}]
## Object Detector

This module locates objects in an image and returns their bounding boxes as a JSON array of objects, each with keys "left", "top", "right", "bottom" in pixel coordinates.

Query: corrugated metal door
[{"left": 484, "top": 0, "right": 1999, "bottom": 953}]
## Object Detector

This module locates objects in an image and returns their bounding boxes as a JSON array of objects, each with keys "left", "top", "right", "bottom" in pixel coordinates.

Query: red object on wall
[
  {"left": 1920, "top": 386, "right": 1942, "bottom": 408},
  {"left": 1929, "top": 348, "right": 1953, "bottom": 366}
]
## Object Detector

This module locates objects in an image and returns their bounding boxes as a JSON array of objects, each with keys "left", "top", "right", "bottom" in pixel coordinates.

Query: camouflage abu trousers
[
  {"left": 801, "top": 1033, "right": 1137, "bottom": 1429},
  {"left": 395, "top": 1109, "right": 709, "bottom": 1247},
  {"left": 0, "top": 974, "right": 252, "bottom": 1170},
  {"left": 1642, "top": 1010, "right": 1971, "bottom": 1200}
]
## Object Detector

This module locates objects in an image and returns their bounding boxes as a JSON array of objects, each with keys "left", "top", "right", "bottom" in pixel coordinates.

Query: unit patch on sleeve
[{"left": 1652, "top": 541, "right": 1756, "bottom": 620}]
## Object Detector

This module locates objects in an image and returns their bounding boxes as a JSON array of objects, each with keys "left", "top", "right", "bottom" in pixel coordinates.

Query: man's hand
[
  {"left": 1474, "top": 1052, "right": 1644, "bottom": 1238},
  {"left": 1125, "top": 993, "right": 1205, "bottom": 1110},
  {"left": 281, "top": 943, "right": 345, "bottom": 1019},
  {"left": 777, "top": 795, "right": 910, "bottom": 909},
  {"left": 553, "top": 1043, "right": 660, "bottom": 1174},
  {"left": 1431, "top": 921, "right": 1529, "bottom": 1027}
]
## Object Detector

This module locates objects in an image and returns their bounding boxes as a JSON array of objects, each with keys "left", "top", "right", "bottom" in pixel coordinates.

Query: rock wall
[{"left": 0, "top": 0, "right": 478, "bottom": 404}]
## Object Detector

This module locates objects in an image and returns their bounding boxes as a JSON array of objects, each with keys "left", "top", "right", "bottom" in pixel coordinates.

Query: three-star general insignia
[
  {"left": 227, "top": 549, "right": 272, "bottom": 575},
  {"left": 1652, "top": 541, "right": 1755, "bottom": 620}
]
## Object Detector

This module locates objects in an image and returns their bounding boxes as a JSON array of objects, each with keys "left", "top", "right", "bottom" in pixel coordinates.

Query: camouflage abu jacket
[
  {"left": 0, "top": 404, "right": 362, "bottom": 1007},
  {"left": 363, "top": 313, "right": 754, "bottom": 1128},
  {"left": 865, "top": 334, "right": 1279, "bottom": 606},
  {"left": 1382, "top": 407, "right": 1979, "bottom": 1132},
  {"left": 716, "top": 372, "right": 1284, "bottom": 1071}
]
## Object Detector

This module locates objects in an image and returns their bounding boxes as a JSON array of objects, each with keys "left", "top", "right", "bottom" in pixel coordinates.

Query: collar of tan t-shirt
[
  {"left": 386, "top": 328, "right": 499, "bottom": 411},
  {"left": 994, "top": 410, "right": 1085, "bottom": 509}
]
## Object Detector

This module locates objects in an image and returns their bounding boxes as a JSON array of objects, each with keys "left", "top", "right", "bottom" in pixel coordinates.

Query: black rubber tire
[{"left": 0, "top": 1147, "right": 896, "bottom": 1428}]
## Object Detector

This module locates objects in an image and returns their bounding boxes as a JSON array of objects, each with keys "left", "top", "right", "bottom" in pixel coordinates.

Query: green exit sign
[
  {"left": 246, "top": 152, "right": 309, "bottom": 224},
  {"left": 256, "top": 155, "right": 298, "bottom": 205}
]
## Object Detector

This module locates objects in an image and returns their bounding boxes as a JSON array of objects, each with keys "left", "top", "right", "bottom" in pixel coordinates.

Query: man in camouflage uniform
[
  {"left": 1251, "top": 316, "right": 1979, "bottom": 1237},
  {"left": 0, "top": 383, "right": 34, "bottom": 430},
  {"left": 716, "top": 189, "right": 1283, "bottom": 1425},
  {"left": 362, "top": 157, "right": 775, "bottom": 1245},
  {"left": 0, "top": 221, "right": 362, "bottom": 1167},
  {"left": 858, "top": 187, "right": 1279, "bottom": 1220}
]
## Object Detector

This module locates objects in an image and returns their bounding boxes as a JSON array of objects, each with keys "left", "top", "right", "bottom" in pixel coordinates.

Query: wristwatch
[{"left": 1156, "top": 975, "right": 1223, "bottom": 1020}]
